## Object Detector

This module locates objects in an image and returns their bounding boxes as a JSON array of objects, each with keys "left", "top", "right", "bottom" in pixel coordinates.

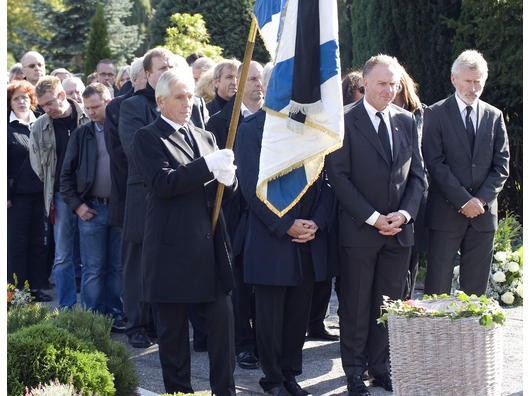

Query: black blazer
[
  {"left": 133, "top": 116, "right": 236, "bottom": 303},
  {"left": 103, "top": 92, "right": 131, "bottom": 227},
  {"left": 422, "top": 94, "right": 510, "bottom": 232},
  {"left": 328, "top": 100, "right": 426, "bottom": 248},
  {"left": 118, "top": 85, "right": 159, "bottom": 243}
]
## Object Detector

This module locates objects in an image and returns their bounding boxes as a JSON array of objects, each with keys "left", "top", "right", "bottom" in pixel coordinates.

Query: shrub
[
  {"left": 7, "top": 304, "right": 54, "bottom": 334},
  {"left": 8, "top": 323, "right": 115, "bottom": 396},
  {"left": 49, "top": 308, "right": 139, "bottom": 395}
]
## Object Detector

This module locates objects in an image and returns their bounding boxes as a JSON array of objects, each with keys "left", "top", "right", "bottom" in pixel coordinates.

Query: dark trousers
[
  {"left": 121, "top": 240, "right": 154, "bottom": 336},
  {"left": 307, "top": 278, "right": 332, "bottom": 333},
  {"left": 254, "top": 251, "right": 315, "bottom": 391},
  {"left": 338, "top": 238, "right": 410, "bottom": 378},
  {"left": 7, "top": 193, "right": 50, "bottom": 289},
  {"left": 232, "top": 254, "right": 256, "bottom": 354},
  {"left": 425, "top": 225, "right": 495, "bottom": 296},
  {"left": 155, "top": 293, "right": 236, "bottom": 395}
]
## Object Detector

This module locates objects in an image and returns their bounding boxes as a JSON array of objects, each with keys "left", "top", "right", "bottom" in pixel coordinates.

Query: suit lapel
[
  {"left": 388, "top": 107, "right": 404, "bottom": 166},
  {"left": 158, "top": 117, "right": 195, "bottom": 160},
  {"left": 445, "top": 95, "right": 473, "bottom": 158},
  {"left": 353, "top": 104, "right": 391, "bottom": 166},
  {"left": 474, "top": 100, "right": 489, "bottom": 158}
]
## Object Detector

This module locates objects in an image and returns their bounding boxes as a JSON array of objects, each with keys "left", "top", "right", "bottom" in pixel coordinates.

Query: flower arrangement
[
  {"left": 7, "top": 274, "right": 32, "bottom": 309},
  {"left": 377, "top": 291, "right": 506, "bottom": 327},
  {"left": 452, "top": 213, "right": 523, "bottom": 306},
  {"left": 488, "top": 247, "right": 523, "bottom": 305}
]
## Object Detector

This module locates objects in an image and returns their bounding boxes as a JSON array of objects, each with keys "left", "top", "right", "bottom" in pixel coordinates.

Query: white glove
[
  {"left": 216, "top": 164, "right": 237, "bottom": 186},
  {"left": 204, "top": 149, "right": 235, "bottom": 173}
]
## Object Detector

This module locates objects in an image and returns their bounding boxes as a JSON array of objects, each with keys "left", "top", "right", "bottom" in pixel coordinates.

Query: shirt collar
[
  {"left": 363, "top": 99, "right": 388, "bottom": 121},
  {"left": 10, "top": 110, "right": 36, "bottom": 126},
  {"left": 161, "top": 114, "right": 186, "bottom": 132},
  {"left": 455, "top": 93, "right": 478, "bottom": 114},
  {"left": 240, "top": 102, "right": 254, "bottom": 118}
]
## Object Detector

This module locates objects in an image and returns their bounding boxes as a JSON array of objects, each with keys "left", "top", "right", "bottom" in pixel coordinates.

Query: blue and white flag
[{"left": 253, "top": 0, "right": 344, "bottom": 217}]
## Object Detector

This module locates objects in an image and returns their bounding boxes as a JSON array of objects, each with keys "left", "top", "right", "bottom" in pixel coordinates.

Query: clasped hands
[
  {"left": 204, "top": 149, "right": 236, "bottom": 186},
  {"left": 374, "top": 212, "right": 406, "bottom": 236},
  {"left": 287, "top": 219, "right": 318, "bottom": 244},
  {"left": 458, "top": 197, "right": 485, "bottom": 218}
]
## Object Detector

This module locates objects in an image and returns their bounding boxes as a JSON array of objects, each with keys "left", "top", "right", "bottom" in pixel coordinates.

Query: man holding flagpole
[{"left": 328, "top": 55, "right": 426, "bottom": 395}]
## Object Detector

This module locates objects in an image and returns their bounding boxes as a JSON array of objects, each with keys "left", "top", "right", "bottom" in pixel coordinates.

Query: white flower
[
  {"left": 505, "top": 261, "right": 520, "bottom": 273},
  {"left": 501, "top": 291, "right": 515, "bottom": 305},
  {"left": 511, "top": 251, "right": 520, "bottom": 262},
  {"left": 453, "top": 265, "right": 460, "bottom": 277},
  {"left": 515, "top": 282, "right": 524, "bottom": 298},
  {"left": 492, "top": 271, "right": 506, "bottom": 283},
  {"left": 494, "top": 251, "right": 509, "bottom": 262}
]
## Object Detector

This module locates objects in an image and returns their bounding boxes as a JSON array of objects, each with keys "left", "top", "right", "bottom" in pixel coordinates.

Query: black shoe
[
  {"left": 265, "top": 385, "right": 291, "bottom": 396},
  {"left": 306, "top": 328, "right": 339, "bottom": 341},
  {"left": 283, "top": 378, "right": 310, "bottom": 396},
  {"left": 372, "top": 373, "right": 393, "bottom": 392},
  {"left": 347, "top": 375, "right": 371, "bottom": 396},
  {"left": 30, "top": 289, "right": 52, "bottom": 302},
  {"left": 111, "top": 316, "right": 127, "bottom": 333},
  {"left": 128, "top": 331, "right": 155, "bottom": 348},
  {"left": 237, "top": 351, "right": 259, "bottom": 369}
]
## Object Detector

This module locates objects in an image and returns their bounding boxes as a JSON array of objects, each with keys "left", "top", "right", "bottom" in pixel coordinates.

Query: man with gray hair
[
  {"left": 423, "top": 49, "right": 510, "bottom": 296},
  {"left": 206, "top": 58, "right": 241, "bottom": 116},
  {"left": 133, "top": 68, "right": 237, "bottom": 396},
  {"left": 104, "top": 56, "right": 153, "bottom": 348},
  {"left": 328, "top": 54, "right": 425, "bottom": 395},
  {"left": 62, "top": 76, "right": 86, "bottom": 104}
]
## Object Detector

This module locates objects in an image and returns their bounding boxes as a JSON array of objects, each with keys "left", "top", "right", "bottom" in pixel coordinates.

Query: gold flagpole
[{"left": 211, "top": 17, "right": 258, "bottom": 232}]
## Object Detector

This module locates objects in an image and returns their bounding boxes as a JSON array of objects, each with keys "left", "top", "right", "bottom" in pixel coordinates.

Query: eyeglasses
[{"left": 98, "top": 72, "right": 115, "bottom": 78}]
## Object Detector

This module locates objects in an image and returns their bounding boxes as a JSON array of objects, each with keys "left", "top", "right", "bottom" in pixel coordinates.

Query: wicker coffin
[{"left": 387, "top": 304, "right": 503, "bottom": 395}]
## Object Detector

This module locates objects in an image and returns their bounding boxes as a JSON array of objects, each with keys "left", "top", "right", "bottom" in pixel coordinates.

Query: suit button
[
  {"left": 472, "top": 164, "right": 476, "bottom": 168},
  {"left": 206, "top": 233, "right": 212, "bottom": 239}
]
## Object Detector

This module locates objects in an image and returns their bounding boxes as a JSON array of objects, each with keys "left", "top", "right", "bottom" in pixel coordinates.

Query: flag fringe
[
  {"left": 288, "top": 99, "right": 323, "bottom": 115},
  {"left": 256, "top": 138, "right": 343, "bottom": 217}
]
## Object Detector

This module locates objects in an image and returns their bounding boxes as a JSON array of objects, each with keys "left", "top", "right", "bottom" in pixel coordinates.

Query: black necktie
[
  {"left": 178, "top": 127, "right": 198, "bottom": 158},
  {"left": 376, "top": 112, "right": 392, "bottom": 163},
  {"left": 465, "top": 105, "right": 475, "bottom": 149}
]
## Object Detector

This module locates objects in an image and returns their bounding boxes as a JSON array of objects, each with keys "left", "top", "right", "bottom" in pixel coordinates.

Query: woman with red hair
[{"left": 7, "top": 80, "right": 51, "bottom": 301}]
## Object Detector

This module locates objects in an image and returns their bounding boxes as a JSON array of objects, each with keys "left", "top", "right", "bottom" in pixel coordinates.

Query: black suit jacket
[
  {"left": 132, "top": 116, "right": 236, "bottom": 303},
  {"left": 328, "top": 100, "right": 426, "bottom": 247},
  {"left": 422, "top": 94, "right": 510, "bottom": 232},
  {"left": 118, "top": 85, "right": 159, "bottom": 243},
  {"left": 103, "top": 92, "right": 131, "bottom": 227}
]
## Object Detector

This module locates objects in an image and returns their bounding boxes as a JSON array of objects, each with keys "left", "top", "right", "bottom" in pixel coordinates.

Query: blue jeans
[
  {"left": 52, "top": 193, "right": 80, "bottom": 308},
  {"left": 78, "top": 198, "right": 123, "bottom": 317}
]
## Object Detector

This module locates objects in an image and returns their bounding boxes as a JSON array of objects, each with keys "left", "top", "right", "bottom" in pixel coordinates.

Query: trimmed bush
[
  {"left": 49, "top": 308, "right": 139, "bottom": 395},
  {"left": 7, "top": 304, "right": 54, "bottom": 334},
  {"left": 8, "top": 323, "right": 115, "bottom": 396}
]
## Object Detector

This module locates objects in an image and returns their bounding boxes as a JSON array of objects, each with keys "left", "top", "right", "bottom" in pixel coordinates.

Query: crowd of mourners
[{"left": 7, "top": 45, "right": 509, "bottom": 396}]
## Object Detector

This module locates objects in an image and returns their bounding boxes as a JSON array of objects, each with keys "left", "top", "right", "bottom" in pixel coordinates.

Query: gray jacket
[{"left": 29, "top": 99, "right": 89, "bottom": 215}]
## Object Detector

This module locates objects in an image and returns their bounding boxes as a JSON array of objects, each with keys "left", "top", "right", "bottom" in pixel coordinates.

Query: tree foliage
[
  {"left": 163, "top": 13, "right": 223, "bottom": 61},
  {"left": 84, "top": 2, "right": 111, "bottom": 77},
  {"left": 104, "top": 0, "right": 143, "bottom": 66},
  {"left": 127, "top": 0, "right": 152, "bottom": 56},
  {"left": 149, "top": 0, "right": 269, "bottom": 63}
]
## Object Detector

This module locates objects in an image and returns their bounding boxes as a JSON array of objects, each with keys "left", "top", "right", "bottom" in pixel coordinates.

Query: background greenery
[{"left": 7, "top": 0, "right": 522, "bottom": 218}]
